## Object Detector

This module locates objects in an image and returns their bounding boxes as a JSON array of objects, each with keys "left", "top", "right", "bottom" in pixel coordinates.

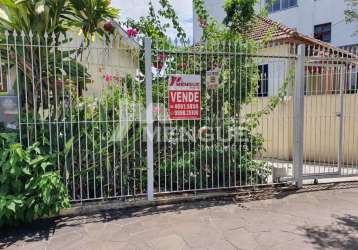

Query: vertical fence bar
[
  {"left": 145, "top": 38, "right": 154, "bottom": 201},
  {"left": 293, "top": 44, "right": 305, "bottom": 188},
  {"left": 338, "top": 65, "right": 345, "bottom": 175}
]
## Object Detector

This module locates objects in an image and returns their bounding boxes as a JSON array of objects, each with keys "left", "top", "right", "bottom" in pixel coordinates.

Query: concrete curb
[{"left": 60, "top": 184, "right": 296, "bottom": 217}]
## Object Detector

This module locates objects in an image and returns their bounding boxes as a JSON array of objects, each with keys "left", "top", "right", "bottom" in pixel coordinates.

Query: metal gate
[{"left": 302, "top": 45, "right": 358, "bottom": 180}]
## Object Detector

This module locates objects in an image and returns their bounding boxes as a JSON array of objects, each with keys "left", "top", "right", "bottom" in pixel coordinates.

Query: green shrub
[{"left": 0, "top": 133, "right": 70, "bottom": 227}]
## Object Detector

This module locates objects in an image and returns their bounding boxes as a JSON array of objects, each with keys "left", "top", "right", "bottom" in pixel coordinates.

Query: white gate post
[
  {"left": 145, "top": 37, "right": 154, "bottom": 201},
  {"left": 338, "top": 65, "right": 345, "bottom": 175},
  {"left": 293, "top": 44, "right": 305, "bottom": 188}
]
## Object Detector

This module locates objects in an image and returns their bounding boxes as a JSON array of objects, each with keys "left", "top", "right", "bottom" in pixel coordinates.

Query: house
[
  {"left": 194, "top": 1, "right": 357, "bottom": 97},
  {"left": 256, "top": 0, "right": 358, "bottom": 49},
  {"left": 236, "top": 16, "right": 358, "bottom": 166},
  {"left": 237, "top": 16, "right": 358, "bottom": 164},
  {"left": 194, "top": 6, "right": 358, "bottom": 164},
  {"left": 0, "top": 23, "right": 140, "bottom": 97},
  {"left": 0, "top": 23, "right": 140, "bottom": 130},
  {"left": 60, "top": 23, "right": 140, "bottom": 98},
  {"left": 194, "top": 0, "right": 358, "bottom": 49},
  {"left": 245, "top": 16, "right": 358, "bottom": 97}
]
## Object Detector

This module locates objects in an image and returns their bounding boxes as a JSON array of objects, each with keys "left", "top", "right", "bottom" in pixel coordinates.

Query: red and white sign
[{"left": 168, "top": 74, "right": 201, "bottom": 120}]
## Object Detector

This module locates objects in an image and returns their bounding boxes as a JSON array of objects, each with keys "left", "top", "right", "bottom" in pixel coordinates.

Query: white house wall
[
  {"left": 257, "top": 0, "right": 358, "bottom": 47},
  {"left": 255, "top": 44, "right": 294, "bottom": 97},
  {"left": 193, "top": 0, "right": 226, "bottom": 43},
  {"left": 82, "top": 44, "right": 138, "bottom": 97},
  {"left": 268, "top": 59, "right": 287, "bottom": 96},
  {"left": 65, "top": 32, "right": 139, "bottom": 98},
  {"left": 194, "top": 0, "right": 358, "bottom": 47}
]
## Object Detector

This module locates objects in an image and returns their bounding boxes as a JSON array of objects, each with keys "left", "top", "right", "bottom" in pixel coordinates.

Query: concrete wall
[
  {"left": 193, "top": 0, "right": 226, "bottom": 43},
  {"left": 82, "top": 45, "right": 139, "bottom": 98},
  {"left": 194, "top": 0, "right": 358, "bottom": 47},
  {"left": 242, "top": 96, "right": 293, "bottom": 160},
  {"left": 243, "top": 94, "right": 358, "bottom": 165},
  {"left": 65, "top": 32, "right": 139, "bottom": 98}
]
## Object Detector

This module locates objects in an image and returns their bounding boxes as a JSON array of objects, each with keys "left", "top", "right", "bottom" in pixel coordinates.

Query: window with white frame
[
  {"left": 258, "top": 64, "right": 269, "bottom": 97},
  {"left": 348, "top": 67, "right": 358, "bottom": 94},
  {"left": 266, "top": 0, "right": 298, "bottom": 13}
]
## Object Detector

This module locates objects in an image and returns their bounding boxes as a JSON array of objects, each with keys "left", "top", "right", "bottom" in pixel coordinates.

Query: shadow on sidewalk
[
  {"left": 1, "top": 181, "right": 358, "bottom": 249},
  {"left": 299, "top": 214, "right": 358, "bottom": 250},
  {"left": 0, "top": 219, "right": 57, "bottom": 249},
  {"left": 0, "top": 199, "right": 236, "bottom": 248}
]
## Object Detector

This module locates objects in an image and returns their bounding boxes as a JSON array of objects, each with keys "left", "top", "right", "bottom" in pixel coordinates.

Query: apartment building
[{"left": 193, "top": 0, "right": 358, "bottom": 48}]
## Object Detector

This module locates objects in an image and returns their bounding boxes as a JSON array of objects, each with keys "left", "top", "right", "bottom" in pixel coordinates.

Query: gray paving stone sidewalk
[{"left": 2, "top": 182, "right": 358, "bottom": 250}]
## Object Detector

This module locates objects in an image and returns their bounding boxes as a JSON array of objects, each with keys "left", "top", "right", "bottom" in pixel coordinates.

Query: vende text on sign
[{"left": 168, "top": 74, "right": 201, "bottom": 120}]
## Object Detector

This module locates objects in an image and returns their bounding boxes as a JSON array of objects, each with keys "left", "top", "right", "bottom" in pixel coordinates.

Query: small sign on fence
[
  {"left": 168, "top": 74, "right": 201, "bottom": 120},
  {"left": 0, "top": 96, "right": 18, "bottom": 130},
  {"left": 206, "top": 68, "right": 220, "bottom": 90}
]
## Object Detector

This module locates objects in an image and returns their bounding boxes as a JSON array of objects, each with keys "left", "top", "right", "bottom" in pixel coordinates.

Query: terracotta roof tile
[
  {"left": 247, "top": 16, "right": 356, "bottom": 57},
  {"left": 246, "top": 16, "right": 295, "bottom": 40}
]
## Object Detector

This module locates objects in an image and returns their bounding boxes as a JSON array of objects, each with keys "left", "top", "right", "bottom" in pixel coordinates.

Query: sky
[{"left": 111, "top": 0, "right": 194, "bottom": 40}]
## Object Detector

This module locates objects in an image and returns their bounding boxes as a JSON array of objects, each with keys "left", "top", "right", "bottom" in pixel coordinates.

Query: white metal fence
[
  {"left": 1, "top": 32, "right": 146, "bottom": 202},
  {"left": 147, "top": 39, "right": 297, "bottom": 194},
  {"left": 1, "top": 31, "right": 357, "bottom": 203},
  {"left": 302, "top": 45, "right": 358, "bottom": 179}
]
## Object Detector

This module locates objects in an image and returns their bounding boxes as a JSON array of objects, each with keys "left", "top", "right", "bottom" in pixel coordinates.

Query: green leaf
[
  {"left": 29, "top": 156, "right": 45, "bottom": 166},
  {"left": 28, "top": 143, "right": 41, "bottom": 154},
  {"left": 13, "top": 199, "right": 23, "bottom": 205},
  {"left": 0, "top": 8, "right": 10, "bottom": 23},
  {"left": 7, "top": 202, "right": 16, "bottom": 213},
  {"left": 40, "top": 162, "right": 53, "bottom": 172},
  {"left": 64, "top": 137, "right": 74, "bottom": 155},
  {"left": 1, "top": 0, "right": 16, "bottom": 8},
  {"left": 22, "top": 167, "right": 31, "bottom": 175}
]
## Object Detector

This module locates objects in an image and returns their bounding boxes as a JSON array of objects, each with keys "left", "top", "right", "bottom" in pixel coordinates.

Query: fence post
[
  {"left": 145, "top": 37, "right": 154, "bottom": 201},
  {"left": 293, "top": 44, "right": 305, "bottom": 188},
  {"left": 337, "top": 65, "right": 345, "bottom": 176}
]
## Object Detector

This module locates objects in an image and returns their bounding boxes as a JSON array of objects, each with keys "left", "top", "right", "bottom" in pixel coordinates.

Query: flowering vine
[{"left": 127, "top": 28, "right": 138, "bottom": 38}]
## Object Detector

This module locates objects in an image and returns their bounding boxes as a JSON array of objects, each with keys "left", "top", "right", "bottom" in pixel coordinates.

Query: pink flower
[
  {"left": 154, "top": 61, "right": 164, "bottom": 70},
  {"left": 153, "top": 106, "right": 161, "bottom": 114},
  {"left": 158, "top": 52, "right": 167, "bottom": 61},
  {"left": 103, "top": 73, "right": 112, "bottom": 82},
  {"left": 127, "top": 28, "right": 138, "bottom": 38}
]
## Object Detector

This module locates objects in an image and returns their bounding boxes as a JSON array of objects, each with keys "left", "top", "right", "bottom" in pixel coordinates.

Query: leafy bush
[
  {"left": 0, "top": 133, "right": 69, "bottom": 227},
  {"left": 17, "top": 83, "right": 146, "bottom": 200},
  {"left": 0, "top": 0, "right": 290, "bottom": 205}
]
